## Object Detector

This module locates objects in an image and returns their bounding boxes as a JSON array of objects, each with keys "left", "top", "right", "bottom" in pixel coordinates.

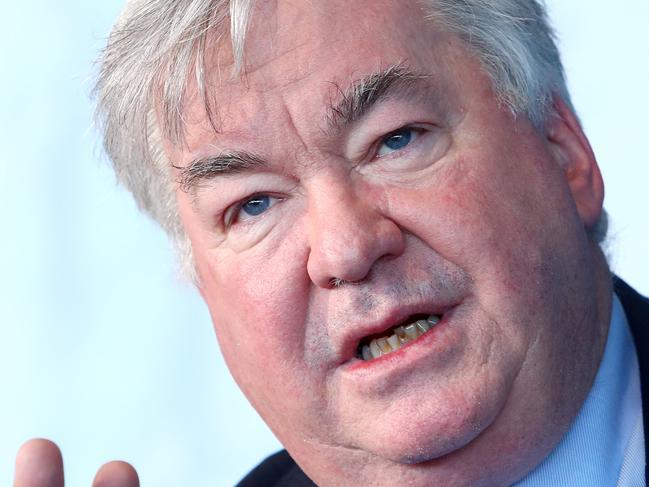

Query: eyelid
[
  {"left": 376, "top": 127, "right": 423, "bottom": 158},
  {"left": 223, "top": 193, "right": 281, "bottom": 228},
  {"left": 371, "top": 125, "right": 428, "bottom": 161}
]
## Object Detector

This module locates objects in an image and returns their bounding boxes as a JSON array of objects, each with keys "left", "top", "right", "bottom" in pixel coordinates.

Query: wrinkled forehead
[
  {"left": 237, "top": 0, "right": 437, "bottom": 74},
  {"left": 178, "top": 0, "right": 451, "bottom": 143}
]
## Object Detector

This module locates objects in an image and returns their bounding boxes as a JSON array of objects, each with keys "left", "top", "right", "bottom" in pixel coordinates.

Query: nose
[{"left": 306, "top": 180, "right": 405, "bottom": 288}]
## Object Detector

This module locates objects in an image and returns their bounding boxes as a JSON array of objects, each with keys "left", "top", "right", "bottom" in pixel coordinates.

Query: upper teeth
[{"left": 360, "top": 315, "right": 441, "bottom": 361}]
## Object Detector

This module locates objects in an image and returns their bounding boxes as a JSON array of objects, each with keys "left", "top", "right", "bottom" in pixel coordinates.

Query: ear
[{"left": 545, "top": 97, "right": 605, "bottom": 230}]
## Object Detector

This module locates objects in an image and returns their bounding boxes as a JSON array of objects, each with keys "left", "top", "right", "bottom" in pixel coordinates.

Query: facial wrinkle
[
  {"left": 324, "top": 63, "right": 431, "bottom": 134},
  {"left": 301, "top": 253, "right": 472, "bottom": 372},
  {"left": 348, "top": 252, "right": 472, "bottom": 320}
]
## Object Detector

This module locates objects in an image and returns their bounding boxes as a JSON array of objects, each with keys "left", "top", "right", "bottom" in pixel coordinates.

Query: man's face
[{"left": 168, "top": 1, "right": 609, "bottom": 484}]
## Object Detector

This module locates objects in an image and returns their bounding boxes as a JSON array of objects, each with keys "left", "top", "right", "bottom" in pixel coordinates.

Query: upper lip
[{"left": 336, "top": 301, "right": 455, "bottom": 364}]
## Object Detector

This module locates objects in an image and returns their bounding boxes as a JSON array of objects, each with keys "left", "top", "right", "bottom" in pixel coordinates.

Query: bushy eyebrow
[
  {"left": 175, "top": 64, "right": 430, "bottom": 193},
  {"left": 175, "top": 150, "right": 265, "bottom": 193},
  {"left": 325, "top": 63, "right": 430, "bottom": 132}
]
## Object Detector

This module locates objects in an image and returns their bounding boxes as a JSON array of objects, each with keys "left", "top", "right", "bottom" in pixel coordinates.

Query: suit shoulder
[{"left": 237, "top": 450, "right": 316, "bottom": 487}]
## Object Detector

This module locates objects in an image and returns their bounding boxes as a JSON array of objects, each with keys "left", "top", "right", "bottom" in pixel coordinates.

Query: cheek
[
  {"left": 381, "top": 150, "right": 579, "bottom": 340},
  {"left": 202, "top": 287, "right": 301, "bottom": 432},
  {"left": 201, "top": 254, "right": 337, "bottom": 444},
  {"left": 195, "top": 232, "right": 315, "bottom": 391},
  {"left": 206, "top": 256, "right": 303, "bottom": 346},
  {"left": 385, "top": 160, "right": 518, "bottom": 265},
  {"left": 385, "top": 147, "right": 569, "bottom": 277}
]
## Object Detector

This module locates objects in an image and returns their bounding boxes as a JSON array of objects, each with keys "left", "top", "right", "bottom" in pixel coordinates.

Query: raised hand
[{"left": 13, "top": 439, "right": 139, "bottom": 487}]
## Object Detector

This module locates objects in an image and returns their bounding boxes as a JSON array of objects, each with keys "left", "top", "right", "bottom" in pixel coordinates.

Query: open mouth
[{"left": 356, "top": 314, "right": 442, "bottom": 361}]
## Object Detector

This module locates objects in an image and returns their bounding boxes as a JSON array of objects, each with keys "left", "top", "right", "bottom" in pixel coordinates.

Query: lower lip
[{"left": 345, "top": 308, "right": 457, "bottom": 373}]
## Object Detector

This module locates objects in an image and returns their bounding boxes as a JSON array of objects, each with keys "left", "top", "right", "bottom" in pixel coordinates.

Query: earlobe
[{"left": 545, "top": 97, "right": 605, "bottom": 230}]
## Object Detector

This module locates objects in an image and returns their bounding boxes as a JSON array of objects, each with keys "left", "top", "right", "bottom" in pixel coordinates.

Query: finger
[
  {"left": 13, "top": 438, "right": 64, "bottom": 487},
  {"left": 92, "top": 461, "right": 139, "bottom": 487}
]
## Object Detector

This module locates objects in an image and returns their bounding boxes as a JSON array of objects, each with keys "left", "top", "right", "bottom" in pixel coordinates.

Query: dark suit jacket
[
  {"left": 615, "top": 277, "right": 649, "bottom": 482},
  {"left": 237, "top": 278, "right": 649, "bottom": 486}
]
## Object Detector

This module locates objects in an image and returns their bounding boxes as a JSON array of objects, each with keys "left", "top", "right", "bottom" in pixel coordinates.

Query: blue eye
[
  {"left": 241, "top": 195, "right": 272, "bottom": 217},
  {"left": 225, "top": 194, "right": 282, "bottom": 228},
  {"left": 377, "top": 128, "right": 418, "bottom": 157}
]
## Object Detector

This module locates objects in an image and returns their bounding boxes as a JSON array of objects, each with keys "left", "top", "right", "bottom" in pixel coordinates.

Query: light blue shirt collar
[{"left": 514, "top": 294, "right": 644, "bottom": 486}]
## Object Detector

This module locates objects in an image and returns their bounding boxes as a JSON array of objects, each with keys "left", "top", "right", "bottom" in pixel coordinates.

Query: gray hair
[{"left": 94, "top": 0, "right": 607, "bottom": 270}]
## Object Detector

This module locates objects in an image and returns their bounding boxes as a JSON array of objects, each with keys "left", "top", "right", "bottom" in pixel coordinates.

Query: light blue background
[{"left": 0, "top": 1, "right": 647, "bottom": 485}]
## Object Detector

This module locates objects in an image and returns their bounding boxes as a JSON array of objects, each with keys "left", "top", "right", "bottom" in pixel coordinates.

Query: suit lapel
[{"left": 614, "top": 277, "right": 649, "bottom": 481}]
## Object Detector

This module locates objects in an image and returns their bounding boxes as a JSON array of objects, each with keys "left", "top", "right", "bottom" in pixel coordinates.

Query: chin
[{"left": 354, "top": 394, "right": 501, "bottom": 466}]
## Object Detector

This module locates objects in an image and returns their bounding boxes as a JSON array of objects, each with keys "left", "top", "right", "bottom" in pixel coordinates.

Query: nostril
[
  {"left": 306, "top": 194, "right": 405, "bottom": 289},
  {"left": 329, "top": 277, "right": 347, "bottom": 288}
]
